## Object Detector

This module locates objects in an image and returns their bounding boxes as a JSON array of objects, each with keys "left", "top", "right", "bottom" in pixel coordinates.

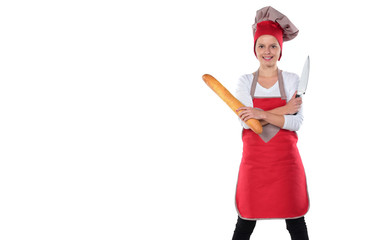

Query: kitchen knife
[
  {"left": 294, "top": 56, "right": 310, "bottom": 115},
  {"left": 296, "top": 55, "right": 310, "bottom": 98}
]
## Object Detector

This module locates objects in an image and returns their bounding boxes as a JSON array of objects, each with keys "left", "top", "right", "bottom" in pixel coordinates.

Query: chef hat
[{"left": 252, "top": 6, "right": 299, "bottom": 60}]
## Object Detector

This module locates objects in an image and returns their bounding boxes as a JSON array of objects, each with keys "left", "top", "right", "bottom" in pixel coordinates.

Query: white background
[{"left": 0, "top": 0, "right": 370, "bottom": 239}]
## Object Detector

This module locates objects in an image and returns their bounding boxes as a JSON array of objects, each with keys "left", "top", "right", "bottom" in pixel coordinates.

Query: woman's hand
[
  {"left": 236, "top": 107, "right": 266, "bottom": 121},
  {"left": 284, "top": 91, "right": 303, "bottom": 115}
]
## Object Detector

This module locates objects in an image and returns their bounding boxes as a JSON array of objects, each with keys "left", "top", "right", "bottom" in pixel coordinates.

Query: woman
[{"left": 232, "top": 6, "right": 310, "bottom": 240}]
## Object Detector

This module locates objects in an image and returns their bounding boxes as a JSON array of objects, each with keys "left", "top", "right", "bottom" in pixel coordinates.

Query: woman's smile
[{"left": 262, "top": 56, "right": 274, "bottom": 61}]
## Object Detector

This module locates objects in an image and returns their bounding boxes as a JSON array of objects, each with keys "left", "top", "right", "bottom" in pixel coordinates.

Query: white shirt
[{"left": 235, "top": 71, "right": 303, "bottom": 131}]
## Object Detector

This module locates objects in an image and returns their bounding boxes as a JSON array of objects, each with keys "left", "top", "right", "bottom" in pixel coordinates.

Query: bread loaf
[{"left": 202, "top": 74, "right": 263, "bottom": 134}]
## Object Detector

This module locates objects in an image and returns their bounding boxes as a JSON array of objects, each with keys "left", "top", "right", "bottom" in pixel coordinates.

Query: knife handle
[{"left": 293, "top": 94, "right": 301, "bottom": 115}]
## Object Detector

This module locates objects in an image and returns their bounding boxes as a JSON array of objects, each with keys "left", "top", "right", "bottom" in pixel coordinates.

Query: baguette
[{"left": 202, "top": 74, "right": 263, "bottom": 134}]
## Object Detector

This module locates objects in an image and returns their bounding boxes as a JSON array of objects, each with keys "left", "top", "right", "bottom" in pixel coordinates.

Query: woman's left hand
[{"left": 236, "top": 107, "right": 266, "bottom": 121}]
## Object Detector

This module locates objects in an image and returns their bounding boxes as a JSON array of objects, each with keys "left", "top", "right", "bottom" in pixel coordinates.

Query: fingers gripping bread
[{"left": 202, "top": 74, "right": 263, "bottom": 134}]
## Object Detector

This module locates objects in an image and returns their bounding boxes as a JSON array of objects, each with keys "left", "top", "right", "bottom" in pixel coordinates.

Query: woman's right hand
[{"left": 285, "top": 91, "right": 302, "bottom": 114}]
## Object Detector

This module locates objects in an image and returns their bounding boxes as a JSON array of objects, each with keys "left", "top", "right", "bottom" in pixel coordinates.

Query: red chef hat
[{"left": 252, "top": 6, "right": 299, "bottom": 61}]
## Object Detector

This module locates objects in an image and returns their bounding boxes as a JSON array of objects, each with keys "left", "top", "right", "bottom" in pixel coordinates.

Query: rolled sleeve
[
  {"left": 282, "top": 106, "right": 304, "bottom": 131},
  {"left": 282, "top": 72, "right": 304, "bottom": 131},
  {"left": 235, "top": 74, "right": 254, "bottom": 129}
]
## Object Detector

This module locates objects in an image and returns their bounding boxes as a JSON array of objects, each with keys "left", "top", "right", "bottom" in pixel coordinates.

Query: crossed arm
[{"left": 236, "top": 92, "right": 302, "bottom": 128}]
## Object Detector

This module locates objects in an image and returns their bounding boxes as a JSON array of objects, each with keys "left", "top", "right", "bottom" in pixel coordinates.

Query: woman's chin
[{"left": 260, "top": 62, "right": 277, "bottom": 68}]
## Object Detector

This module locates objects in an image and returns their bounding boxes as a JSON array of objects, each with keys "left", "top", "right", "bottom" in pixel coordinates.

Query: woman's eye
[{"left": 272, "top": 45, "right": 277, "bottom": 48}]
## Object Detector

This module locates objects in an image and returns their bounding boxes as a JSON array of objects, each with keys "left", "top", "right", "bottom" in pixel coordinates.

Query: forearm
[
  {"left": 267, "top": 105, "right": 288, "bottom": 115},
  {"left": 237, "top": 106, "right": 287, "bottom": 129},
  {"left": 260, "top": 105, "right": 303, "bottom": 131},
  {"left": 261, "top": 111, "right": 285, "bottom": 128},
  {"left": 260, "top": 106, "right": 287, "bottom": 126}
]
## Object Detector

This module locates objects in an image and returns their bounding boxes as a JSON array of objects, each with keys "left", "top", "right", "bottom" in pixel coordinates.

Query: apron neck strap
[{"left": 250, "top": 69, "right": 287, "bottom": 100}]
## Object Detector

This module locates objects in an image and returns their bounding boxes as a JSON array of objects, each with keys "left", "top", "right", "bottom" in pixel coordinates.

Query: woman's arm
[
  {"left": 235, "top": 74, "right": 254, "bottom": 129},
  {"left": 237, "top": 107, "right": 285, "bottom": 128},
  {"left": 237, "top": 92, "right": 303, "bottom": 128},
  {"left": 260, "top": 92, "right": 302, "bottom": 126},
  {"left": 259, "top": 106, "right": 287, "bottom": 126}
]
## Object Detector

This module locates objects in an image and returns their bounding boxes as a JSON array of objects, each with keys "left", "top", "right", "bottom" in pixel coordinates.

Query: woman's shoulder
[
  {"left": 236, "top": 73, "right": 254, "bottom": 89},
  {"left": 282, "top": 71, "right": 299, "bottom": 81},
  {"left": 238, "top": 73, "right": 254, "bottom": 82},
  {"left": 282, "top": 71, "right": 300, "bottom": 88}
]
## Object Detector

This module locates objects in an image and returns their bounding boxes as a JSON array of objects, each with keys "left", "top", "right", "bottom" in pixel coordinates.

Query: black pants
[{"left": 232, "top": 216, "right": 309, "bottom": 240}]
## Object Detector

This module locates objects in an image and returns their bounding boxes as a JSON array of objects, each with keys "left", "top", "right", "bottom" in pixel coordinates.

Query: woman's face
[{"left": 255, "top": 35, "right": 281, "bottom": 68}]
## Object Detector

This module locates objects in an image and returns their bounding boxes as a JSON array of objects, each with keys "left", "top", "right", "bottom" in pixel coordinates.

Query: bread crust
[{"left": 203, "top": 74, "right": 263, "bottom": 134}]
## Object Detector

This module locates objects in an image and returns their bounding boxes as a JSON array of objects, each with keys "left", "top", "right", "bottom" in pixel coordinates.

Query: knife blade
[{"left": 296, "top": 56, "right": 310, "bottom": 98}]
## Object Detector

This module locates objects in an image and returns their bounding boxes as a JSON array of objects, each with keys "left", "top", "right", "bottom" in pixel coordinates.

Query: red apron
[{"left": 235, "top": 70, "right": 309, "bottom": 219}]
